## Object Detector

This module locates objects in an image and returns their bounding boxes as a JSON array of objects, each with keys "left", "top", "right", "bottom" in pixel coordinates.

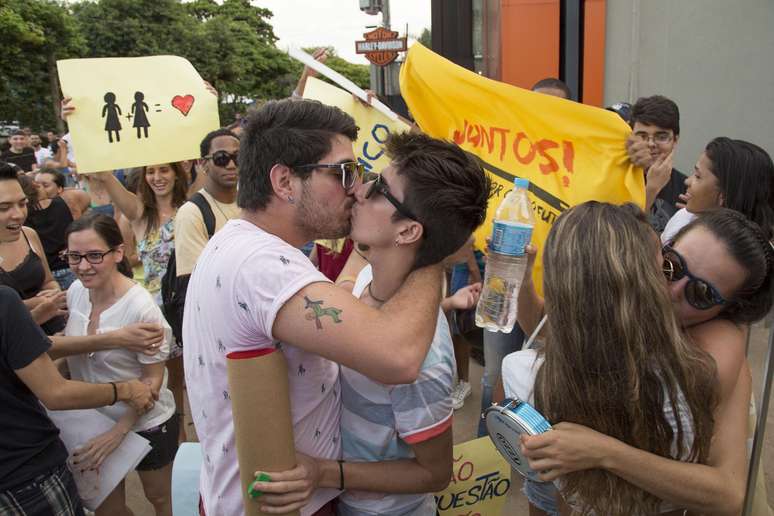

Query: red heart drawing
[{"left": 171, "top": 94, "right": 195, "bottom": 116}]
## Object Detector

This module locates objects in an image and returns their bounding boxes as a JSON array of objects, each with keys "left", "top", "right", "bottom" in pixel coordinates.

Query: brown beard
[{"left": 294, "top": 180, "right": 351, "bottom": 240}]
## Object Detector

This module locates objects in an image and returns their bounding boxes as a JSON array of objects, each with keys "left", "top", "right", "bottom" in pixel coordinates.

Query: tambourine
[{"left": 483, "top": 397, "right": 552, "bottom": 480}]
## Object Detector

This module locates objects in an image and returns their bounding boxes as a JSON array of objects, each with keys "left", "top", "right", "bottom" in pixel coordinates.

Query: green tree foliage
[
  {"left": 419, "top": 28, "right": 431, "bottom": 49},
  {"left": 0, "top": 0, "right": 85, "bottom": 131},
  {"left": 324, "top": 52, "right": 371, "bottom": 90},
  {"left": 1, "top": 0, "right": 370, "bottom": 129}
]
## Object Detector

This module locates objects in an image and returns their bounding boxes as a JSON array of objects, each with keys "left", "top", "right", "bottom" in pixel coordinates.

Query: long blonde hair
[{"left": 534, "top": 202, "right": 717, "bottom": 515}]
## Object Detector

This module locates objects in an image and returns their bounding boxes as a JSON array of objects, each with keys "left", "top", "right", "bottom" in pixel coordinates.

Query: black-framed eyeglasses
[
  {"left": 363, "top": 171, "right": 418, "bottom": 221},
  {"left": 64, "top": 249, "right": 116, "bottom": 266},
  {"left": 662, "top": 245, "right": 727, "bottom": 310},
  {"left": 295, "top": 162, "right": 365, "bottom": 190},
  {"left": 203, "top": 150, "right": 238, "bottom": 168},
  {"left": 634, "top": 131, "right": 673, "bottom": 145}
]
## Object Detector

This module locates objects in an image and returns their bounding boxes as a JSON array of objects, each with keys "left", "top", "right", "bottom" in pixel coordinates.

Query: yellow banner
[
  {"left": 400, "top": 44, "right": 644, "bottom": 294},
  {"left": 303, "top": 77, "right": 410, "bottom": 174},
  {"left": 57, "top": 56, "right": 220, "bottom": 173},
  {"left": 434, "top": 437, "right": 512, "bottom": 515}
]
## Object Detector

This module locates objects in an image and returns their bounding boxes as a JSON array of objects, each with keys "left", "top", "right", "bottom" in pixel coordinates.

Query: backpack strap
[{"left": 190, "top": 192, "right": 216, "bottom": 239}]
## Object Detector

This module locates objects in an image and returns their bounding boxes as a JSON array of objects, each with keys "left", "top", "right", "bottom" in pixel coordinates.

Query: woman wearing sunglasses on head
[
  {"left": 501, "top": 202, "right": 718, "bottom": 515},
  {"left": 63, "top": 212, "right": 176, "bottom": 516},
  {"left": 513, "top": 208, "right": 773, "bottom": 515}
]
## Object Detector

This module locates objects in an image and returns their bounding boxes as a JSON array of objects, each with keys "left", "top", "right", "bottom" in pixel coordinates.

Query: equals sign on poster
[{"left": 155, "top": 104, "right": 162, "bottom": 112}]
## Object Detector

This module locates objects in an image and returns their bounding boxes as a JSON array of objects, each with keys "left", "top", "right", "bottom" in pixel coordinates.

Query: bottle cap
[{"left": 514, "top": 177, "right": 530, "bottom": 189}]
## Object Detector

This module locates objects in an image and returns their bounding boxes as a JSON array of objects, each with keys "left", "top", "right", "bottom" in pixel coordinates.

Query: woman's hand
[
  {"left": 252, "top": 453, "right": 321, "bottom": 514},
  {"left": 30, "top": 290, "right": 67, "bottom": 324},
  {"left": 71, "top": 423, "right": 129, "bottom": 471},
  {"left": 626, "top": 134, "right": 653, "bottom": 169},
  {"left": 522, "top": 244, "right": 537, "bottom": 284},
  {"left": 446, "top": 283, "right": 482, "bottom": 311},
  {"left": 82, "top": 171, "right": 112, "bottom": 184},
  {"left": 119, "top": 379, "right": 156, "bottom": 414},
  {"left": 203, "top": 80, "right": 218, "bottom": 97},
  {"left": 520, "top": 422, "right": 612, "bottom": 481},
  {"left": 61, "top": 97, "right": 75, "bottom": 120},
  {"left": 304, "top": 48, "right": 328, "bottom": 79}
]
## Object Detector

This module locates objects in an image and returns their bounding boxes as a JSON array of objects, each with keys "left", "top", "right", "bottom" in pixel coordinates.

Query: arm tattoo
[{"left": 304, "top": 296, "right": 343, "bottom": 330}]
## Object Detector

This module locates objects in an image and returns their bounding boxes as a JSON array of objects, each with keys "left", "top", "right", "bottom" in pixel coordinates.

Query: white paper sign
[
  {"left": 47, "top": 408, "right": 151, "bottom": 510},
  {"left": 287, "top": 47, "right": 399, "bottom": 121}
]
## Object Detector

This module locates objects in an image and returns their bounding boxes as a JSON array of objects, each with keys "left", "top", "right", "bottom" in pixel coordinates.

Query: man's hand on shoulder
[{"left": 110, "top": 322, "right": 164, "bottom": 355}]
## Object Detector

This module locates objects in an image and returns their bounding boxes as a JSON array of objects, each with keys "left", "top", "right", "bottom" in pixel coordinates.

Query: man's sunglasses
[
  {"left": 662, "top": 245, "right": 727, "bottom": 310},
  {"left": 64, "top": 249, "right": 116, "bottom": 266},
  {"left": 295, "top": 162, "right": 365, "bottom": 190},
  {"left": 204, "top": 150, "right": 238, "bottom": 168},
  {"left": 363, "top": 171, "right": 418, "bottom": 221}
]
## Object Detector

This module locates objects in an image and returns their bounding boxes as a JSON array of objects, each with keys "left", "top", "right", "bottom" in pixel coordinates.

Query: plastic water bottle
[{"left": 476, "top": 178, "right": 535, "bottom": 333}]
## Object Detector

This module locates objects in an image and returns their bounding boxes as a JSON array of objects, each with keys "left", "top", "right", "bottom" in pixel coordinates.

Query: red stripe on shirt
[{"left": 402, "top": 412, "right": 453, "bottom": 445}]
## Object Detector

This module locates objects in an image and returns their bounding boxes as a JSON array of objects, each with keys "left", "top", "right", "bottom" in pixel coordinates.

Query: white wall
[{"left": 604, "top": 0, "right": 774, "bottom": 175}]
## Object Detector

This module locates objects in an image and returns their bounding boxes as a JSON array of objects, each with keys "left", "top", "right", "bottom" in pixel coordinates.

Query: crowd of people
[{"left": 1, "top": 53, "right": 773, "bottom": 516}]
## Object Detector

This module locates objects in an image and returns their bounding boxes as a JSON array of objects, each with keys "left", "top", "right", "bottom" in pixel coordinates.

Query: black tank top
[
  {"left": 25, "top": 197, "right": 73, "bottom": 272},
  {"left": 0, "top": 231, "right": 66, "bottom": 334}
]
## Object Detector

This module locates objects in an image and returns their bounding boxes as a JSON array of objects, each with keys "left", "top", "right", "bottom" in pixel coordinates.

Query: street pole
[
  {"left": 743, "top": 325, "right": 774, "bottom": 515},
  {"left": 382, "top": 0, "right": 390, "bottom": 28},
  {"left": 370, "top": 0, "right": 391, "bottom": 98}
]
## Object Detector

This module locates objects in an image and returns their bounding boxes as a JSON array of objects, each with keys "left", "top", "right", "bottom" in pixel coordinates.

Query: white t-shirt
[
  {"left": 65, "top": 281, "right": 175, "bottom": 431},
  {"left": 34, "top": 147, "right": 52, "bottom": 166},
  {"left": 338, "top": 266, "right": 455, "bottom": 516},
  {"left": 61, "top": 133, "right": 76, "bottom": 165},
  {"left": 183, "top": 219, "right": 340, "bottom": 516},
  {"left": 661, "top": 208, "right": 697, "bottom": 244}
]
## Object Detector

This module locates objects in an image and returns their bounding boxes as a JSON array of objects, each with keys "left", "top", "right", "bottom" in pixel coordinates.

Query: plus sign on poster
[{"left": 57, "top": 56, "right": 220, "bottom": 173}]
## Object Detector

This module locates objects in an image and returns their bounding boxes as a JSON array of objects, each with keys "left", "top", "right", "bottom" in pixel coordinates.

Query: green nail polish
[{"left": 247, "top": 473, "right": 272, "bottom": 499}]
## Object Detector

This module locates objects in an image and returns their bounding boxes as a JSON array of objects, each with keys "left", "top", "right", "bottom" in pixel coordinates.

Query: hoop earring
[{"left": 288, "top": 195, "right": 294, "bottom": 204}]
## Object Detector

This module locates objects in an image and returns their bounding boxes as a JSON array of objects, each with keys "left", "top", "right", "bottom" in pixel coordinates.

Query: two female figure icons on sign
[{"left": 101, "top": 91, "right": 150, "bottom": 143}]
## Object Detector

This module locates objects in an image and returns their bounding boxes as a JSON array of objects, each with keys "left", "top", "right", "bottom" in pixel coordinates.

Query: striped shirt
[{"left": 339, "top": 266, "right": 455, "bottom": 515}]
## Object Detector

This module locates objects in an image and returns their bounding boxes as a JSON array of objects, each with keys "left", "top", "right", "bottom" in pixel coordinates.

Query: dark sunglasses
[
  {"left": 64, "top": 249, "right": 116, "bottom": 266},
  {"left": 662, "top": 245, "right": 727, "bottom": 310},
  {"left": 363, "top": 171, "right": 418, "bottom": 221},
  {"left": 295, "top": 161, "right": 365, "bottom": 190},
  {"left": 204, "top": 150, "right": 238, "bottom": 168}
]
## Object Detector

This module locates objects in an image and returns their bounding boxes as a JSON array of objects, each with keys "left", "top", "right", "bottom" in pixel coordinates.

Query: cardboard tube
[{"left": 227, "top": 349, "right": 299, "bottom": 516}]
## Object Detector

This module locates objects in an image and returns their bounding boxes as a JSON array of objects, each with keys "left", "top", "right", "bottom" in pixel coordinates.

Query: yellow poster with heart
[
  {"left": 57, "top": 56, "right": 220, "bottom": 174},
  {"left": 400, "top": 44, "right": 644, "bottom": 295},
  {"left": 434, "top": 437, "right": 512, "bottom": 516}
]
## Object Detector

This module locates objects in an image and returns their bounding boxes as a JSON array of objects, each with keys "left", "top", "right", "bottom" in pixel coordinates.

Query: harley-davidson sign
[{"left": 355, "top": 27, "right": 407, "bottom": 66}]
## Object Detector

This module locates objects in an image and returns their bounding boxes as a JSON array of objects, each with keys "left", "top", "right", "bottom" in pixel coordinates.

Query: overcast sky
[{"left": 253, "top": 0, "right": 431, "bottom": 64}]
